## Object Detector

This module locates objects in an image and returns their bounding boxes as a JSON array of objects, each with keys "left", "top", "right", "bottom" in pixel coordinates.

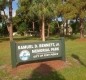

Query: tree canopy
[{"left": 13, "top": 0, "right": 86, "bottom": 39}]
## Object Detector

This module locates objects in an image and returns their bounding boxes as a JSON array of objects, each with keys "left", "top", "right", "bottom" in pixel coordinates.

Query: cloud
[
  {"left": 12, "top": 10, "right": 16, "bottom": 17},
  {"left": 4, "top": 8, "right": 16, "bottom": 17}
]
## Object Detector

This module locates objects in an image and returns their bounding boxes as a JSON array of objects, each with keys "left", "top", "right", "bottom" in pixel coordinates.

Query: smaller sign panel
[{"left": 16, "top": 41, "right": 62, "bottom": 63}]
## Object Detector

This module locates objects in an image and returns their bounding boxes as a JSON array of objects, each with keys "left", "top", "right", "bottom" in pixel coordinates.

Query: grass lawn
[{"left": 0, "top": 36, "right": 86, "bottom": 80}]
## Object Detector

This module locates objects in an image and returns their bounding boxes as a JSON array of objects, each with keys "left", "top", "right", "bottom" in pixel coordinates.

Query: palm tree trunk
[{"left": 42, "top": 15, "right": 45, "bottom": 41}]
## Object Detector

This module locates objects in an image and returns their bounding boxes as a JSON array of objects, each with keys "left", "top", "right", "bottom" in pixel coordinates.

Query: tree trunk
[
  {"left": 9, "top": 0, "right": 13, "bottom": 41},
  {"left": 32, "top": 21, "right": 35, "bottom": 32},
  {"left": 47, "top": 23, "right": 50, "bottom": 38},
  {"left": 7, "top": 23, "right": 13, "bottom": 41},
  {"left": 63, "top": 23, "right": 65, "bottom": 36},
  {"left": 39, "top": 20, "right": 42, "bottom": 38},
  {"left": 66, "top": 20, "right": 68, "bottom": 36},
  {"left": 3, "top": 9, "right": 13, "bottom": 41},
  {"left": 80, "top": 19, "right": 84, "bottom": 38},
  {"left": 42, "top": 15, "right": 45, "bottom": 41}
]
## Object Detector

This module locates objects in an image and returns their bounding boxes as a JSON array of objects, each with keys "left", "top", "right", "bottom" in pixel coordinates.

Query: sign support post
[
  {"left": 10, "top": 41, "right": 16, "bottom": 68},
  {"left": 61, "top": 37, "right": 65, "bottom": 61}
]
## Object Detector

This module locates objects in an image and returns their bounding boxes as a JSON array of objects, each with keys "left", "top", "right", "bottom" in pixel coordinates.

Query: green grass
[
  {"left": 60, "top": 40, "right": 86, "bottom": 80},
  {"left": 0, "top": 36, "right": 86, "bottom": 80}
]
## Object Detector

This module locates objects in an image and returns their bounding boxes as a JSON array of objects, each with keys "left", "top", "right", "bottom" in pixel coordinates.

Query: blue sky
[
  {"left": 4, "top": 0, "right": 18, "bottom": 17},
  {"left": 13, "top": 0, "right": 18, "bottom": 10}
]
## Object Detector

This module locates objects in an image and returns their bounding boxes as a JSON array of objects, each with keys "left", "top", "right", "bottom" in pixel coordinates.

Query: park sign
[{"left": 10, "top": 37, "right": 65, "bottom": 68}]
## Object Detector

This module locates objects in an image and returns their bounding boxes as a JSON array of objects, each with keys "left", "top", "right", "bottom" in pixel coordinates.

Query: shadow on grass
[
  {"left": 64, "top": 35, "right": 79, "bottom": 40},
  {"left": 0, "top": 37, "right": 9, "bottom": 41},
  {"left": 0, "top": 35, "right": 81, "bottom": 43},
  {"left": 0, "top": 36, "right": 40, "bottom": 42},
  {"left": 71, "top": 54, "right": 86, "bottom": 67},
  {"left": 22, "top": 63, "right": 65, "bottom": 80},
  {"left": 46, "top": 35, "right": 80, "bottom": 41},
  {"left": 14, "top": 37, "right": 41, "bottom": 42}
]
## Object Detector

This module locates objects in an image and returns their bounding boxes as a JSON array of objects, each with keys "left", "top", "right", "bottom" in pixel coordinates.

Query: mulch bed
[{"left": 8, "top": 60, "right": 69, "bottom": 76}]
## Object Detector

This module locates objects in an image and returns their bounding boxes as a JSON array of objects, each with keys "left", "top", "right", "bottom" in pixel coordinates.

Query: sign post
[{"left": 10, "top": 37, "right": 65, "bottom": 68}]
